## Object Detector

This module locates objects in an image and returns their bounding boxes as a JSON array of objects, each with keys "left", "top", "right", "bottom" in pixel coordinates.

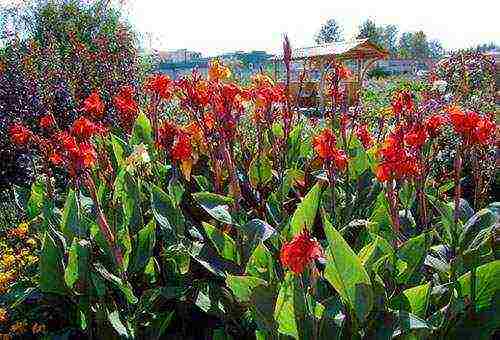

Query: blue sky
[{"left": 124, "top": 0, "right": 499, "bottom": 56}]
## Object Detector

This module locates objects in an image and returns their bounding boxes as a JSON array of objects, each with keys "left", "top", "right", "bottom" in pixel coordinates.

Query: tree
[
  {"left": 429, "top": 39, "right": 445, "bottom": 59},
  {"left": 381, "top": 24, "right": 399, "bottom": 57},
  {"left": 356, "top": 19, "right": 384, "bottom": 46},
  {"left": 315, "top": 18, "right": 343, "bottom": 44},
  {"left": 397, "top": 31, "right": 438, "bottom": 59}
]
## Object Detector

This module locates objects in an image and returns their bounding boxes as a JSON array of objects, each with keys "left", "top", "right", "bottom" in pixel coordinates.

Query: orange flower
[
  {"left": 208, "top": 58, "right": 231, "bottom": 82},
  {"left": 145, "top": 74, "right": 174, "bottom": 100},
  {"left": 280, "top": 230, "right": 323, "bottom": 275},
  {"left": 71, "top": 117, "right": 99, "bottom": 140},
  {"left": 312, "top": 128, "right": 337, "bottom": 160},
  {"left": 171, "top": 133, "right": 192, "bottom": 162},
  {"left": 9, "top": 123, "right": 32, "bottom": 146},
  {"left": 81, "top": 91, "right": 105, "bottom": 118},
  {"left": 39, "top": 114, "right": 56, "bottom": 130}
]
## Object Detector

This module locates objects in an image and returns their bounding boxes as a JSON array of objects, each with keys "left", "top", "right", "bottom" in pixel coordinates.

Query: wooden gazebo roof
[{"left": 273, "top": 38, "right": 389, "bottom": 61}]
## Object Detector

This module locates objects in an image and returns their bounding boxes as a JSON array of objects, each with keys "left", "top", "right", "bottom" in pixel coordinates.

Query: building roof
[{"left": 272, "top": 39, "right": 389, "bottom": 61}]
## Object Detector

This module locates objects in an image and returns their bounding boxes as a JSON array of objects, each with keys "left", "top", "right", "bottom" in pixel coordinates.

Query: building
[
  {"left": 375, "top": 59, "right": 429, "bottom": 75},
  {"left": 155, "top": 50, "right": 274, "bottom": 79}
]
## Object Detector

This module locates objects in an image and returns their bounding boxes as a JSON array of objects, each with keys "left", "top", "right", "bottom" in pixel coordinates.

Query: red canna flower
[
  {"left": 9, "top": 123, "right": 32, "bottom": 146},
  {"left": 312, "top": 128, "right": 337, "bottom": 160},
  {"left": 171, "top": 133, "right": 192, "bottom": 162},
  {"left": 332, "top": 148, "right": 348, "bottom": 171},
  {"left": 355, "top": 124, "right": 373, "bottom": 149},
  {"left": 157, "top": 120, "right": 178, "bottom": 151},
  {"left": 472, "top": 117, "right": 496, "bottom": 145},
  {"left": 75, "top": 142, "right": 97, "bottom": 169},
  {"left": 71, "top": 117, "right": 98, "bottom": 140},
  {"left": 113, "top": 85, "right": 138, "bottom": 130},
  {"left": 81, "top": 91, "right": 105, "bottom": 118},
  {"left": 145, "top": 74, "right": 174, "bottom": 100},
  {"left": 425, "top": 114, "right": 446, "bottom": 138},
  {"left": 49, "top": 152, "right": 63, "bottom": 166},
  {"left": 404, "top": 124, "right": 428, "bottom": 149},
  {"left": 39, "top": 114, "right": 56, "bottom": 130},
  {"left": 280, "top": 230, "right": 323, "bottom": 275},
  {"left": 391, "top": 91, "right": 414, "bottom": 117},
  {"left": 447, "top": 106, "right": 494, "bottom": 145},
  {"left": 376, "top": 136, "right": 422, "bottom": 182}
]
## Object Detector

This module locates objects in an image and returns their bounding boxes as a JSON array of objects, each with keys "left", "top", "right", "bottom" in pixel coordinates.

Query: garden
[{"left": 0, "top": 1, "right": 498, "bottom": 339}]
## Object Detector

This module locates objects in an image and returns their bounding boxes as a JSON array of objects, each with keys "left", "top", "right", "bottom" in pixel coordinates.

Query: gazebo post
[{"left": 318, "top": 57, "right": 327, "bottom": 116}]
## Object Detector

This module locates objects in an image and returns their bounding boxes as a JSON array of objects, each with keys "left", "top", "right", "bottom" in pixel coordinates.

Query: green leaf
[
  {"left": 93, "top": 262, "right": 138, "bottom": 304},
  {"left": 396, "top": 232, "right": 431, "bottom": 284},
  {"left": 368, "top": 192, "right": 395, "bottom": 244},
  {"left": 150, "top": 184, "right": 185, "bottom": 240},
  {"left": 64, "top": 239, "right": 91, "bottom": 291},
  {"left": 129, "top": 219, "right": 156, "bottom": 273},
  {"left": 226, "top": 275, "right": 267, "bottom": 303},
  {"left": 274, "top": 273, "right": 311, "bottom": 339},
  {"left": 193, "top": 192, "right": 234, "bottom": 225},
  {"left": 249, "top": 153, "right": 273, "bottom": 188},
  {"left": 114, "top": 170, "right": 144, "bottom": 233},
  {"left": 107, "top": 309, "right": 130, "bottom": 338},
  {"left": 358, "top": 235, "right": 394, "bottom": 270},
  {"left": 348, "top": 136, "right": 369, "bottom": 178},
  {"left": 245, "top": 243, "right": 276, "bottom": 283},
  {"left": 130, "top": 111, "right": 153, "bottom": 146},
  {"left": 459, "top": 260, "right": 500, "bottom": 312},
  {"left": 459, "top": 207, "right": 497, "bottom": 252},
  {"left": 110, "top": 133, "right": 129, "bottom": 166},
  {"left": 391, "top": 310, "right": 434, "bottom": 338},
  {"left": 27, "top": 179, "right": 45, "bottom": 219},
  {"left": 391, "top": 282, "right": 431, "bottom": 318},
  {"left": 39, "top": 231, "right": 67, "bottom": 294},
  {"left": 323, "top": 218, "right": 373, "bottom": 322},
  {"left": 61, "top": 189, "right": 84, "bottom": 241},
  {"left": 202, "top": 222, "right": 240, "bottom": 264},
  {"left": 289, "top": 181, "right": 324, "bottom": 236}
]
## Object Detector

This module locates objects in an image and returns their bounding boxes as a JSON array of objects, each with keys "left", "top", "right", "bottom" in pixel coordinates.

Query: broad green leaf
[
  {"left": 245, "top": 243, "right": 276, "bottom": 283},
  {"left": 64, "top": 239, "right": 91, "bottom": 291},
  {"left": 459, "top": 207, "right": 497, "bottom": 252},
  {"left": 150, "top": 184, "right": 185, "bottom": 240},
  {"left": 130, "top": 111, "right": 153, "bottom": 146},
  {"left": 114, "top": 170, "right": 144, "bottom": 233},
  {"left": 358, "top": 235, "right": 394, "bottom": 270},
  {"left": 110, "top": 133, "right": 128, "bottom": 166},
  {"left": 289, "top": 181, "right": 324, "bottom": 236},
  {"left": 459, "top": 260, "right": 500, "bottom": 312},
  {"left": 60, "top": 189, "right": 80, "bottom": 240},
  {"left": 27, "top": 179, "right": 45, "bottom": 219},
  {"left": 226, "top": 275, "right": 267, "bottom": 303},
  {"left": 249, "top": 153, "right": 273, "bottom": 188},
  {"left": 130, "top": 219, "right": 156, "bottom": 273},
  {"left": 324, "top": 218, "right": 373, "bottom": 322},
  {"left": 93, "top": 262, "right": 138, "bottom": 304},
  {"left": 202, "top": 222, "right": 240, "bottom": 264},
  {"left": 391, "top": 310, "right": 434, "bottom": 338},
  {"left": 193, "top": 192, "right": 234, "bottom": 225},
  {"left": 168, "top": 177, "right": 185, "bottom": 206},
  {"left": 107, "top": 309, "right": 130, "bottom": 338},
  {"left": 195, "top": 282, "right": 228, "bottom": 316},
  {"left": 391, "top": 282, "right": 431, "bottom": 318},
  {"left": 368, "top": 192, "right": 395, "bottom": 244},
  {"left": 39, "top": 232, "right": 67, "bottom": 294},
  {"left": 274, "top": 273, "right": 312, "bottom": 339},
  {"left": 397, "top": 232, "right": 431, "bottom": 284},
  {"left": 348, "top": 136, "right": 369, "bottom": 178}
]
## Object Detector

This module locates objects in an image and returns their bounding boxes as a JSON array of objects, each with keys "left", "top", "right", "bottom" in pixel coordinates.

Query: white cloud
[{"left": 125, "top": 0, "right": 500, "bottom": 55}]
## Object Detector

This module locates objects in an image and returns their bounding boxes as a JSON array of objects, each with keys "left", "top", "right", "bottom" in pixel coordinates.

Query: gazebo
[{"left": 271, "top": 39, "right": 389, "bottom": 110}]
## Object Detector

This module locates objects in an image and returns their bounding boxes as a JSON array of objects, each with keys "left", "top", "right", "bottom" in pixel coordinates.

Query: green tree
[
  {"left": 315, "top": 18, "right": 343, "bottom": 44},
  {"left": 357, "top": 19, "right": 384, "bottom": 46}
]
